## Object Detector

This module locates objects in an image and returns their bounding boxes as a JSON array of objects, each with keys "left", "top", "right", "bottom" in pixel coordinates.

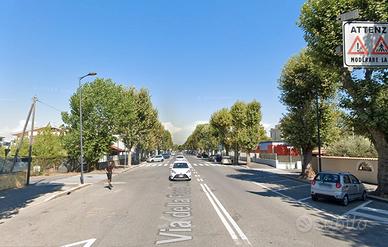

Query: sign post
[{"left": 343, "top": 21, "right": 388, "bottom": 68}]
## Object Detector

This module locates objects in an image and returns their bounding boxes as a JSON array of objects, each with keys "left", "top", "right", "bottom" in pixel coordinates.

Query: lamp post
[{"left": 79, "top": 72, "right": 97, "bottom": 184}]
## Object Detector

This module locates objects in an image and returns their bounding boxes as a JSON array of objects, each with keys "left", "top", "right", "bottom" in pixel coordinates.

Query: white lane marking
[
  {"left": 139, "top": 164, "right": 146, "bottom": 167},
  {"left": 362, "top": 207, "right": 388, "bottom": 216},
  {"left": 152, "top": 163, "right": 158, "bottom": 167},
  {"left": 199, "top": 164, "right": 204, "bottom": 166},
  {"left": 199, "top": 178, "right": 204, "bottom": 182},
  {"left": 350, "top": 211, "right": 388, "bottom": 224},
  {"left": 343, "top": 200, "right": 372, "bottom": 216},
  {"left": 298, "top": 197, "right": 312, "bottom": 202},
  {"left": 61, "top": 238, "right": 96, "bottom": 247},
  {"left": 158, "top": 164, "right": 163, "bottom": 167},
  {"left": 163, "top": 163, "right": 168, "bottom": 167},
  {"left": 205, "top": 163, "right": 210, "bottom": 166},
  {"left": 193, "top": 164, "right": 198, "bottom": 166},
  {"left": 274, "top": 184, "right": 310, "bottom": 192},
  {"left": 199, "top": 184, "right": 238, "bottom": 241},
  {"left": 252, "top": 182, "right": 340, "bottom": 219},
  {"left": 197, "top": 178, "right": 200, "bottom": 182},
  {"left": 203, "top": 184, "right": 251, "bottom": 245}
]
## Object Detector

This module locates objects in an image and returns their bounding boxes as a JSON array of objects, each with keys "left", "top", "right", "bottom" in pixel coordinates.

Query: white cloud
[
  {"left": 262, "top": 122, "right": 275, "bottom": 136},
  {"left": 162, "top": 120, "right": 208, "bottom": 145},
  {"left": 162, "top": 122, "right": 183, "bottom": 134}
]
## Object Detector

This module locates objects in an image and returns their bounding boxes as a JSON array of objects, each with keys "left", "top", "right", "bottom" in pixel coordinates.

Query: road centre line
[
  {"left": 203, "top": 184, "right": 251, "bottom": 245},
  {"left": 199, "top": 184, "right": 239, "bottom": 242}
]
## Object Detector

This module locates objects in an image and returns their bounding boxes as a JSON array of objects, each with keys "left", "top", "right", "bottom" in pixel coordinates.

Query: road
[{"left": 1, "top": 155, "right": 388, "bottom": 247}]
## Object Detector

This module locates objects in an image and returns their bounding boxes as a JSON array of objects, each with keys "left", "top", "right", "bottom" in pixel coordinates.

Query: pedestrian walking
[{"left": 106, "top": 160, "right": 115, "bottom": 188}]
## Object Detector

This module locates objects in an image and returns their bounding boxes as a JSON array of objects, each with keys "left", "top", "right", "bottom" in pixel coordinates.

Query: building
[
  {"left": 270, "top": 124, "right": 282, "bottom": 141},
  {"left": 12, "top": 123, "right": 62, "bottom": 140},
  {"left": 256, "top": 141, "right": 300, "bottom": 156}
]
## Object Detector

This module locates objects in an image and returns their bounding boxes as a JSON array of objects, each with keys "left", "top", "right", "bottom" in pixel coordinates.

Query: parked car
[
  {"left": 215, "top": 154, "right": 222, "bottom": 163},
  {"left": 162, "top": 153, "right": 171, "bottom": 159},
  {"left": 208, "top": 155, "right": 216, "bottom": 162},
  {"left": 147, "top": 155, "right": 164, "bottom": 163},
  {"left": 169, "top": 161, "right": 191, "bottom": 181},
  {"left": 196, "top": 153, "right": 202, "bottom": 158},
  {"left": 221, "top": 156, "right": 232, "bottom": 165},
  {"left": 311, "top": 171, "right": 367, "bottom": 206},
  {"left": 201, "top": 153, "right": 209, "bottom": 159}
]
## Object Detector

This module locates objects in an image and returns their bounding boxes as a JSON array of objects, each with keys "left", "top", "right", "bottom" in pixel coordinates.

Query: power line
[{"left": 36, "top": 99, "right": 65, "bottom": 113}]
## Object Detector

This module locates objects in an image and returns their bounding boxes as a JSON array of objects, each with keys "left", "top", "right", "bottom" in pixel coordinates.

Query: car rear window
[
  {"left": 173, "top": 163, "right": 189, "bottom": 168},
  {"left": 315, "top": 173, "right": 339, "bottom": 183},
  {"left": 177, "top": 156, "right": 184, "bottom": 158}
]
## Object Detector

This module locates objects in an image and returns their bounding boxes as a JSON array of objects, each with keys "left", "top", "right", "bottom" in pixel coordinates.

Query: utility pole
[
  {"left": 26, "top": 96, "right": 37, "bottom": 185},
  {"left": 11, "top": 97, "right": 35, "bottom": 172}
]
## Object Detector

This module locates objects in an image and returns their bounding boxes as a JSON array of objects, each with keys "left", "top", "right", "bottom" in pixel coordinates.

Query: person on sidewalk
[{"left": 106, "top": 160, "right": 115, "bottom": 188}]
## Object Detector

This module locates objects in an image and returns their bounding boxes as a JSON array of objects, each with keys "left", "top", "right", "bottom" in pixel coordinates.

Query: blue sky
[{"left": 0, "top": 0, "right": 306, "bottom": 144}]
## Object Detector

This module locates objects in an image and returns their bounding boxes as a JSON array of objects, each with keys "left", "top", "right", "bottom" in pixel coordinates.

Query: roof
[
  {"left": 110, "top": 145, "right": 125, "bottom": 152},
  {"left": 13, "top": 124, "right": 61, "bottom": 136}
]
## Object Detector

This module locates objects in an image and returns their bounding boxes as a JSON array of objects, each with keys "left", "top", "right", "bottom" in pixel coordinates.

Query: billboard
[{"left": 343, "top": 21, "right": 388, "bottom": 68}]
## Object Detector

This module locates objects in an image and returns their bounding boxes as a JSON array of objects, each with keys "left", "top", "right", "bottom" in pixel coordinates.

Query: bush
[{"left": 326, "top": 135, "right": 377, "bottom": 158}]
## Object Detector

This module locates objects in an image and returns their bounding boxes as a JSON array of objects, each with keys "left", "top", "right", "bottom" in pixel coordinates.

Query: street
[{"left": 1, "top": 155, "right": 388, "bottom": 247}]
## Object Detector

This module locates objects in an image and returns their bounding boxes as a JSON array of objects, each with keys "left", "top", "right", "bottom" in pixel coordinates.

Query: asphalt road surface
[{"left": 1, "top": 155, "right": 388, "bottom": 247}]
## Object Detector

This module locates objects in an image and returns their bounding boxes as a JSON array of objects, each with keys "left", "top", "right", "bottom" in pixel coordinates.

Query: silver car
[{"left": 311, "top": 171, "right": 367, "bottom": 206}]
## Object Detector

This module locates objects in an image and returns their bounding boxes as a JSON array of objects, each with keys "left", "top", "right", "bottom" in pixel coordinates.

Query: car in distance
[
  {"left": 221, "top": 156, "right": 232, "bottom": 165},
  {"left": 169, "top": 162, "right": 192, "bottom": 181},
  {"left": 162, "top": 153, "right": 171, "bottom": 159},
  {"left": 175, "top": 155, "right": 186, "bottom": 161},
  {"left": 311, "top": 171, "right": 367, "bottom": 206},
  {"left": 147, "top": 155, "right": 164, "bottom": 163}
]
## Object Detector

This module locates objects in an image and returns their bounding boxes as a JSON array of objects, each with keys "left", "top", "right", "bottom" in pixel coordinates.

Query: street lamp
[{"left": 79, "top": 72, "right": 97, "bottom": 184}]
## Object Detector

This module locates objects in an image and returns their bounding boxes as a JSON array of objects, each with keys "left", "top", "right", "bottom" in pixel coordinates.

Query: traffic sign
[{"left": 343, "top": 21, "right": 388, "bottom": 67}]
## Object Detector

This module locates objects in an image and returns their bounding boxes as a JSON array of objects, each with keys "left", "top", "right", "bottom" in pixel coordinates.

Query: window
[
  {"left": 350, "top": 175, "right": 360, "bottom": 184},
  {"left": 320, "top": 174, "right": 340, "bottom": 183},
  {"left": 173, "top": 163, "right": 189, "bottom": 169},
  {"left": 343, "top": 175, "right": 351, "bottom": 184}
]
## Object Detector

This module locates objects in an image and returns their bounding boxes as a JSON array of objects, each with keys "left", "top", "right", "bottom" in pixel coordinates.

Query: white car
[
  {"left": 147, "top": 155, "right": 164, "bottom": 163},
  {"left": 169, "top": 161, "right": 192, "bottom": 181},
  {"left": 175, "top": 155, "right": 186, "bottom": 161}
]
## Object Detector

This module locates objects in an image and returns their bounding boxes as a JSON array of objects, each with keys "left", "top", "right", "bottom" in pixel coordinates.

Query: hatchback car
[
  {"left": 169, "top": 162, "right": 192, "bottom": 181},
  {"left": 311, "top": 171, "right": 367, "bottom": 206},
  {"left": 175, "top": 155, "right": 186, "bottom": 161},
  {"left": 147, "top": 155, "right": 164, "bottom": 163},
  {"left": 221, "top": 156, "right": 232, "bottom": 165}
]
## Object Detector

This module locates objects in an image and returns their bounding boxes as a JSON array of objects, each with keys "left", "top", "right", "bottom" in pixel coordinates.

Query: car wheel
[
  {"left": 361, "top": 191, "right": 367, "bottom": 201},
  {"left": 311, "top": 195, "right": 318, "bottom": 201},
  {"left": 342, "top": 195, "right": 349, "bottom": 206}
]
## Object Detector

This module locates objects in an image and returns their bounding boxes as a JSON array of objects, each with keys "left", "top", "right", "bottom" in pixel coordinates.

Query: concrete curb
[{"left": 43, "top": 183, "right": 92, "bottom": 202}]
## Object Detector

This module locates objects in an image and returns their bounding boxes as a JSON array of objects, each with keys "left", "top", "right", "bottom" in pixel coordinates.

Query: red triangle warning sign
[
  {"left": 371, "top": 36, "right": 388, "bottom": 55},
  {"left": 348, "top": 36, "right": 369, "bottom": 55}
]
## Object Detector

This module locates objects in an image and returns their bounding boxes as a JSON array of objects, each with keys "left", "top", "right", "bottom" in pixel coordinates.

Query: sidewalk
[{"left": 0, "top": 166, "right": 135, "bottom": 223}]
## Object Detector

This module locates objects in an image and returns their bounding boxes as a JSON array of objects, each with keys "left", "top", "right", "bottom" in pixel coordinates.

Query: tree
[
  {"left": 210, "top": 108, "right": 232, "bottom": 155},
  {"left": 229, "top": 101, "right": 267, "bottom": 165},
  {"left": 62, "top": 78, "right": 121, "bottom": 170},
  {"left": 32, "top": 126, "right": 66, "bottom": 158},
  {"left": 279, "top": 50, "right": 340, "bottom": 177},
  {"left": 326, "top": 135, "right": 378, "bottom": 158},
  {"left": 299, "top": 0, "right": 388, "bottom": 196},
  {"left": 161, "top": 130, "right": 173, "bottom": 152}
]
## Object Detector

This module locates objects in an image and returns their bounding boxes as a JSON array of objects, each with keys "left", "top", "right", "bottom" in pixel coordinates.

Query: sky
[{"left": 0, "top": 0, "right": 306, "bottom": 144}]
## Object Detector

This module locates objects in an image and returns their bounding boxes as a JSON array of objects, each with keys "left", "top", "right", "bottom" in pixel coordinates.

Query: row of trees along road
[
  {"left": 184, "top": 100, "right": 268, "bottom": 165},
  {"left": 279, "top": 0, "right": 388, "bottom": 196},
  {"left": 61, "top": 78, "right": 173, "bottom": 170}
]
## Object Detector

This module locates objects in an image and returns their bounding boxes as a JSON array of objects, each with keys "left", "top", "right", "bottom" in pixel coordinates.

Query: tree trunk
[
  {"left": 300, "top": 148, "right": 315, "bottom": 179},
  {"left": 370, "top": 130, "right": 388, "bottom": 197},
  {"left": 234, "top": 150, "right": 239, "bottom": 165},
  {"left": 246, "top": 152, "right": 251, "bottom": 166}
]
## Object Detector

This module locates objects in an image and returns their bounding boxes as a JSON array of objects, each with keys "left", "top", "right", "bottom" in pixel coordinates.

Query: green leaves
[{"left": 186, "top": 100, "right": 267, "bottom": 154}]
